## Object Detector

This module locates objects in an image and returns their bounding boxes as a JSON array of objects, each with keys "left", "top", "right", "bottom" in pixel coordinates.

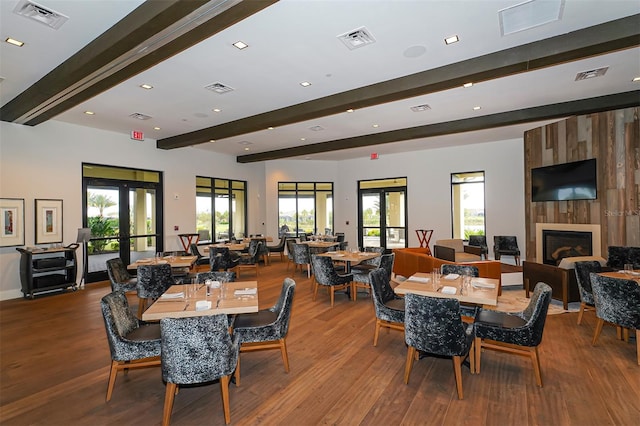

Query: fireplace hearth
[{"left": 542, "top": 230, "right": 592, "bottom": 265}]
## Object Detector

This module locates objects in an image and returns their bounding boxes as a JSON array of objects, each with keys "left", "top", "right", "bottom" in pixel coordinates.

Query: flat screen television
[{"left": 531, "top": 159, "right": 597, "bottom": 202}]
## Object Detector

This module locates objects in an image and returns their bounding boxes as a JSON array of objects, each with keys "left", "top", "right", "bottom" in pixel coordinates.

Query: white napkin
[
  {"left": 160, "top": 292, "right": 184, "bottom": 299},
  {"left": 444, "top": 273, "right": 459, "bottom": 280},
  {"left": 195, "top": 300, "right": 211, "bottom": 311},
  {"left": 441, "top": 286, "right": 457, "bottom": 294},
  {"left": 234, "top": 288, "right": 257, "bottom": 296},
  {"left": 407, "top": 276, "right": 430, "bottom": 283},
  {"left": 472, "top": 280, "right": 495, "bottom": 289}
]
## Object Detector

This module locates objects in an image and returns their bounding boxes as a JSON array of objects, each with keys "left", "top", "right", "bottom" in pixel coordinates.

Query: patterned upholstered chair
[
  {"left": 292, "top": 243, "right": 312, "bottom": 278},
  {"left": 352, "top": 252, "right": 395, "bottom": 301},
  {"left": 493, "top": 235, "right": 521, "bottom": 265},
  {"left": 440, "top": 264, "right": 480, "bottom": 319},
  {"left": 403, "top": 293, "right": 475, "bottom": 400},
  {"left": 606, "top": 246, "right": 640, "bottom": 270},
  {"left": 160, "top": 315, "right": 239, "bottom": 425},
  {"left": 234, "top": 240, "right": 262, "bottom": 278},
  {"left": 369, "top": 268, "right": 404, "bottom": 346},
  {"left": 136, "top": 263, "right": 177, "bottom": 317},
  {"left": 468, "top": 235, "right": 489, "bottom": 259},
  {"left": 106, "top": 257, "right": 137, "bottom": 293},
  {"left": 573, "top": 261, "right": 602, "bottom": 325},
  {"left": 474, "top": 282, "right": 552, "bottom": 386},
  {"left": 590, "top": 273, "right": 640, "bottom": 365},
  {"left": 285, "top": 238, "right": 296, "bottom": 270},
  {"left": 100, "top": 291, "right": 161, "bottom": 402},
  {"left": 189, "top": 243, "right": 210, "bottom": 266},
  {"left": 311, "top": 254, "right": 354, "bottom": 307},
  {"left": 233, "top": 278, "right": 296, "bottom": 385},
  {"left": 195, "top": 271, "right": 236, "bottom": 284},
  {"left": 211, "top": 246, "right": 240, "bottom": 271}
]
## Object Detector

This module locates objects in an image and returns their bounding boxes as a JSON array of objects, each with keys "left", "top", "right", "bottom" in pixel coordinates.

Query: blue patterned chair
[
  {"left": 311, "top": 254, "right": 354, "bottom": 307},
  {"left": 136, "top": 263, "right": 177, "bottom": 317},
  {"left": 210, "top": 246, "right": 240, "bottom": 271},
  {"left": 195, "top": 271, "right": 236, "bottom": 283},
  {"left": 606, "top": 246, "right": 640, "bottom": 270},
  {"left": 189, "top": 243, "right": 210, "bottom": 266},
  {"left": 440, "top": 264, "right": 480, "bottom": 319},
  {"left": 573, "top": 261, "right": 602, "bottom": 325},
  {"left": 590, "top": 273, "right": 640, "bottom": 365},
  {"left": 100, "top": 291, "right": 161, "bottom": 402},
  {"left": 369, "top": 268, "right": 404, "bottom": 346},
  {"left": 493, "top": 235, "right": 521, "bottom": 265},
  {"left": 160, "top": 314, "right": 239, "bottom": 425},
  {"left": 234, "top": 240, "right": 262, "bottom": 278},
  {"left": 403, "top": 293, "right": 475, "bottom": 400},
  {"left": 232, "top": 278, "right": 296, "bottom": 385},
  {"left": 106, "top": 257, "right": 137, "bottom": 293},
  {"left": 474, "top": 282, "right": 552, "bottom": 386},
  {"left": 352, "top": 253, "right": 395, "bottom": 301},
  {"left": 292, "top": 243, "right": 312, "bottom": 278}
]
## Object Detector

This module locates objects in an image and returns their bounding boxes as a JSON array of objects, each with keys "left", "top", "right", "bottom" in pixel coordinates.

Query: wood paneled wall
[{"left": 524, "top": 107, "right": 639, "bottom": 260}]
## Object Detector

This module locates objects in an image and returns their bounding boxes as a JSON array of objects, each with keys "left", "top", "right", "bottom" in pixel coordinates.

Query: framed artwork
[
  {"left": 0, "top": 198, "right": 25, "bottom": 247},
  {"left": 35, "top": 199, "right": 63, "bottom": 244}
]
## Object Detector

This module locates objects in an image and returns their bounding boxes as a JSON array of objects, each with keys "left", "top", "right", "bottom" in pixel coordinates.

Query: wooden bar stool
[{"left": 415, "top": 229, "right": 433, "bottom": 255}]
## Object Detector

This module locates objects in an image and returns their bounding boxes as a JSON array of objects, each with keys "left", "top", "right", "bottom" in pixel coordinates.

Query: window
[
  {"left": 451, "top": 171, "right": 485, "bottom": 239},
  {"left": 278, "top": 182, "right": 333, "bottom": 236},
  {"left": 196, "top": 177, "right": 246, "bottom": 242},
  {"left": 358, "top": 177, "right": 407, "bottom": 249}
]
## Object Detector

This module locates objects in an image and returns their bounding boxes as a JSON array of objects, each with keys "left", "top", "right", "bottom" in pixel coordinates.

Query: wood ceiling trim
[
  {"left": 158, "top": 14, "right": 640, "bottom": 150},
  {"left": 235, "top": 90, "right": 640, "bottom": 163}
]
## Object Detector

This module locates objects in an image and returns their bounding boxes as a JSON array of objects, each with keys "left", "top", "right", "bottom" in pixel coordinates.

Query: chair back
[
  {"left": 101, "top": 291, "right": 146, "bottom": 361},
  {"left": 335, "top": 233, "right": 345, "bottom": 243},
  {"left": 494, "top": 235, "right": 519, "bottom": 252},
  {"left": 441, "top": 264, "right": 479, "bottom": 277},
  {"left": 590, "top": 273, "right": 640, "bottom": 330},
  {"left": 136, "top": 263, "right": 175, "bottom": 299},
  {"left": 270, "top": 278, "right": 297, "bottom": 337},
  {"left": 520, "top": 282, "right": 553, "bottom": 346},
  {"left": 468, "top": 235, "right": 487, "bottom": 248},
  {"left": 211, "top": 246, "right": 237, "bottom": 270},
  {"left": 286, "top": 239, "right": 296, "bottom": 260},
  {"left": 573, "top": 261, "right": 601, "bottom": 304},
  {"left": 190, "top": 243, "right": 203, "bottom": 259},
  {"left": 364, "top": 246, "right": 385, "bottom": 254},
  {"left": 247, "top": 240, "right": 263, "bottom": 262},
  {"left": 606, "top": 246, "right": 640, "bottom": 269},
  {"left": 106, "top": 258, "right": 135, "bottom": 292},
  {"left": 378, "top": 253, "right": 396, "bottom": 280},
  {"left": 292, "top": 243, "right": 310, "bottom": 266},
  {"left": 270, "top": 235, "right": 287, "bottom": 250},
  {"left": 404, "top": 293, "right": 470, "bottom": 356},
  {"left": 160, "top": 315, "right": 239, "bottom": 385},
  {"left": 195, "top": 271, "right": 236, "bottom": 283},
  {"left": 312, "top": 255, "right": 351, "bottom": 286}
]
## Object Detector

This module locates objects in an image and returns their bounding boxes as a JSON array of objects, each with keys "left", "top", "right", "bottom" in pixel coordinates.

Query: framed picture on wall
[
  {"left": 0, "top": 198, "right": 25, "bottom": 247},
  {"left": 35, "top": 199, "right": 63, "bottom": 244}
]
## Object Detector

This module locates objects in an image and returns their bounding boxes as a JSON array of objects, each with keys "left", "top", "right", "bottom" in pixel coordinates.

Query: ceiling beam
[
  {"left": 0, "top": 0, "right": 278, "bottom": 125},
  {"left": 235, "top": 91, "right": 640, "bottom": 163},
  {"left": 157, "top": 14, "right": 640, "bottom": 150}
]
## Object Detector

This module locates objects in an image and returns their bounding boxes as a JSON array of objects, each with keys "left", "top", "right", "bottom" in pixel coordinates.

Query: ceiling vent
[
  {"left": 499, "top": 0, "right": 564, "bottom": 36},
  {"left": 410, "top": 104, "right": 431, "bottom": 112},
  {"left": 337, "top": 27, "right": 376, "bottom": 50},
  {"left": 129, "top": 112, "right": 152, "bottom": 120},
  {"left": 309, "top": 125, "right": 324, "bottom": 131},
  {"left": 205, "top": 82, "right": 234, "bottom": 94},
  {"left": 575, "top": 67, "right": 609, "bottom": 81},
  {"left": 13, "top": 0, "right": 69, "bottom": 30}
]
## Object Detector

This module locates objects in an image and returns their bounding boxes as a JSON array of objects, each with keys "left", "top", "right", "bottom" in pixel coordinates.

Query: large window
[
  {"left": 451, "top": 171, "right": 485, "bottom": 239},
  {"left": 278, "top": 182, "right": 333, "bottom": 236},
  {"left": 358, "top": 177, "right": 407, "bottom": 249},
  {"left": 196, "top": 177, "right": 246, "bottom": 242}
]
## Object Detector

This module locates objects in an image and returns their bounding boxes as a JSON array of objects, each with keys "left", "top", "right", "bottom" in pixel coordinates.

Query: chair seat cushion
[
  {"left": 234, "top": 309, "right": 278, "bottom": 329},
  {"left": 384, "top": 298, "right": 405, "bottom": 312},
  {"left": 125, "top": 323, "right": 161, "bottom": 341},
  {"left": 476, "top": 310, "right": 527, "bottom": 328},
  {"left": 351, "top": 264, "right": 377, "bottom": 272}
]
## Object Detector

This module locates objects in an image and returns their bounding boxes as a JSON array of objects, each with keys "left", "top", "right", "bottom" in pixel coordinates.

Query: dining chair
[
  {"left": 606, "top": 245, "right": 640, "bottom": 270},
  {"left": 468, "top": 235, "right": 489, "bottom": 259},
  {"left": 189, "top": 243, "right": 210, "bottom": 266},
  {"left": 232, "top": 278, "right": 296, "bottom": 385},
  {"left": 195, "top": 270, "right": 236, "bottom": 283},
  {"left": 160, "top": 314, "right": 239, "bottom": 425},
  {"left": 212, "top": 246, "right": 240, "bottom": 271},
  {"left": 440, "top": 264, "right": 480, "bottom": 319},
  {"left": 590, "top": 273, "right": 640, "bottom": 365},
  {"left": 403, "top": 293, "right": 475, "bottom": 399},
  {"left": 100, "top": 291, "right": 161, "bottom": 402},
  {"left": 267, "top": 235, "right": 287, "bottom": 262},
  {"left": 136, "top": 263, "right": 177, "bottom": 318},
  {"left": 474, "top": 282, "right": 552, "bottom": 386},
  {"left": 352, "top": 252, "right": 395, "bottom": 301},
  {"left": 292, "top": 243, "right": 312, "bottom": 278},
  {"left": 105, "top": 257, "right": 137, "bottom": 293},
  {"left": 285, "top": 238, "right": 296, "bottom": 270},
  {"left": 233, "top": 240, "right": 262, "bottom": 278},
  {"left": 493, "top": 235, "right": 521, "bottom": 265},
  {"left": 311, "top": 254, "right": 354, "bottom": 307},
  {"left": 369, "top": 268, "right": 404, "bottom": 346},
  {"left": 573, "top": 261, "right": 602, "bottom": 325}
]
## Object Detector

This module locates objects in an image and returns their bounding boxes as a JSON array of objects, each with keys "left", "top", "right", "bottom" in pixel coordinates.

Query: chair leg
[
  {"left": 474, "top": 337, "right": 482, "bottom": 374},
  {"left": 106, "top": 360, "right": 119, "bottom": 402},
  {"left": 622, "top": 327, "right": 629, "bottom": 342},
  {"left": 530, "top": 346, "right": 543, "bottom": 387},
  {"left": 330, "top": 287, "right": 335, "bottom": 307},
  {"left": 162, "top": 382, "right": 177, "bottom": 426},
  {"left": 373, "top": 320, "right": 381, "bottom": 346},
  {"left": 636, "top": 329, "right": 640, "bottom": 366},
  {"left": 350, "top": 282, "right": 355, "bottom": 301},
  {"left": 404, "top": 346, "right": 416, "bottom": 384},
  {"left": 592, "top": 318, "right": 604, "bottom": 345},
  {"left": 452, "top": 355, "right": 464, "bottom": 399},
  {"left": 137, "top": 297, "right": 147, "bottom": 318},
  {"left": 235, "top": 356, "right": 240, "bottom": 387},
  {"left": 577, "top": 302, "right": 586, "bottom": 325},
  {"left": 616, "top": 326, "right": 623, "bottom": 340},
  {"left": 469, "top": 341, "right": 476, "bottom": 375},
  {"left": 312, "top": 281, "right": 319, "bottom": 301},
  {"left": 220, "top": 375, "right": 231, "bottom": 425},
  {"left": 279, "top": 338, "right": 290, "bottom": 372}
]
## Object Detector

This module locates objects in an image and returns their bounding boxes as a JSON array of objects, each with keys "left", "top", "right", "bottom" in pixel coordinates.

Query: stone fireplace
[{"left": 535, "top": 223, "right": 601, "bottom": 264}]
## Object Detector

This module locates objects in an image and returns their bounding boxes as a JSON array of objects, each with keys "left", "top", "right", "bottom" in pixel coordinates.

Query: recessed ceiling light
[
  {"left": 153, "top": 127, "right": 161, "bottom": 130},
  {"left": 139, "top": 84, "right": 153, "bottom": 90},
  {"left": 233, "top": 41, "right": 248, "bottom": 50},
  {"left": 346, "top": 109, "right": 354, "bottom": 113},
  {"left": 473, "top": 106, "right": 482, "bottom": 110},
  {"left": 84, "top": 111, "right": 95, "bottom": 115},
  {"left": 300, "top": 138, "right": 306, "bottom": 141},
  {"left": 212, "top": 108, "right": 221, "bottom": 112},
  {"left": 5, "top": 37, "right": 24, "bottom": 47},
  {"left": 268, "top": 127, "right": 274, "bottom": 130},
  {"left": 633, "top": 76, "right": 640, "bottom": 82},
  {"left": 372, "top": 124, "right": 379, "bottom": 128},
  {"left": 444, "top": 35, "right": 459, "bottom": 45},
  {"left": 300, "top": 81, "right": 312, "bottom": 87},
  {"left": 244, "top": 147, "right": 250, "bottom": 151},
  {"left": 463, "top": 82, "right": 473, "bottom": 88},
  {"left": 209, "top": 139, "right": 215, "bottom": 143}
]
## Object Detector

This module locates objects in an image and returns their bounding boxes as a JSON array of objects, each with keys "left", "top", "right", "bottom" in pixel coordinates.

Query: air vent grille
[
  {"left": 13, "top": 0, "right": 69, "bottom": 30},
  {"left": 129, "top": 112, "right": 152, "bottom": 120},
  {"left": 205, "top": 82, "right": 234, "bottom": 94},
  {"left": 410, "top": 104, "right": 431, "bottom": 112},
  {"left": 575, "top": 67, "right": 609, "bottom": 81},
  {"left": 499, "top": 0, "right": 564, "bottom": 36},
  {"left": 337, "top": 27, "right": 376, "bottom": 50}
]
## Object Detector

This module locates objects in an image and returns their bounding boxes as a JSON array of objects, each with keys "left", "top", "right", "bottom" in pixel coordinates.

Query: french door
[{"left": 358, "top": 178, "right": 407, "bottom": 249}]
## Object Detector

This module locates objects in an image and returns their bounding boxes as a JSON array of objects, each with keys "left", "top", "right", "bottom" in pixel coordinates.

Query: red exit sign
[{"left": 130, "top": 130, "right": 144, "bottom": 141}]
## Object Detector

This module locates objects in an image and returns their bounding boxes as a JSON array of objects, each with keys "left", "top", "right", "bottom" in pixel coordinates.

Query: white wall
[{"left": 0, "top": 120, "right": 266, "bottom": 299}]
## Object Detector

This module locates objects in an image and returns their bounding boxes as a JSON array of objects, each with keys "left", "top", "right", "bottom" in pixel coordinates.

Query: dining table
[
  {"left": 394, "top": 272, "right": 499, "bottom": 307},
  {"left": 317, "top": 249, "right": 380, "bottom": 273},
  {"left": 598, "top": 269, "right": 640, "bottom": 283},
  {"left": 141, "top": 281, "right": 259, "bottom": 321},
  {"left": 206, "top": 242, "right": 247, "bottom": 252},
  {"left": 128, "top": 255, "right": 198, "bottom": 271}
]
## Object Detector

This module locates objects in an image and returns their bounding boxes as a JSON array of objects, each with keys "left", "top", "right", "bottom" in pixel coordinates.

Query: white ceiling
[{"left": 1, "top": 0, "right": 639, "bottom": 161}]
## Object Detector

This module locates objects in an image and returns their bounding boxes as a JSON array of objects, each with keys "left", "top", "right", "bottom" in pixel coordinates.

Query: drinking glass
[{"left": 624, "top": 263, "right": 634, "bottom": 274}]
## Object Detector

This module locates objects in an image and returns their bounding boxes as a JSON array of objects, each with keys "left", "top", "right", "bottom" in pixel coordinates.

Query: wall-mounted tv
[{"left": 531, "top": 158, "right": 597, "bottom": 202}]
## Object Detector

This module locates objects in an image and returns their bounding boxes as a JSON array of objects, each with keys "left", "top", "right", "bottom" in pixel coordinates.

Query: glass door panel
[
  {"left": 232, "top": 188, "right": 245, "bottom": 240},
  {"left": 361, "top": 192, "right": 381, "bottom": 248},
  {"left": 86, "top": 186, "right": 121, "bottom": 275},
  {"left": 129, "top": 187, "right": 157, "bottom": 262},
  {"left": 358, "top": 178, "right": 407, "bottom": 249},
  {"left": 215, "top": 190, "right": 230, "bottom": 240},
  {"left": 385, "top": 189, "right": 406, "bottom": 249}
]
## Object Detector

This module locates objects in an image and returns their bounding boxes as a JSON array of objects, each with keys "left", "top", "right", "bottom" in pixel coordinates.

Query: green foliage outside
[{"left": 87, "top": 216, "right": 118, "bottom": 253}]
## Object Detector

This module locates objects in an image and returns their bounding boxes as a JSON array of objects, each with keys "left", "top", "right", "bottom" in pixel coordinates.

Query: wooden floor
[{"left": 1, "top": 258, "right": 639, "bottom": 425}]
